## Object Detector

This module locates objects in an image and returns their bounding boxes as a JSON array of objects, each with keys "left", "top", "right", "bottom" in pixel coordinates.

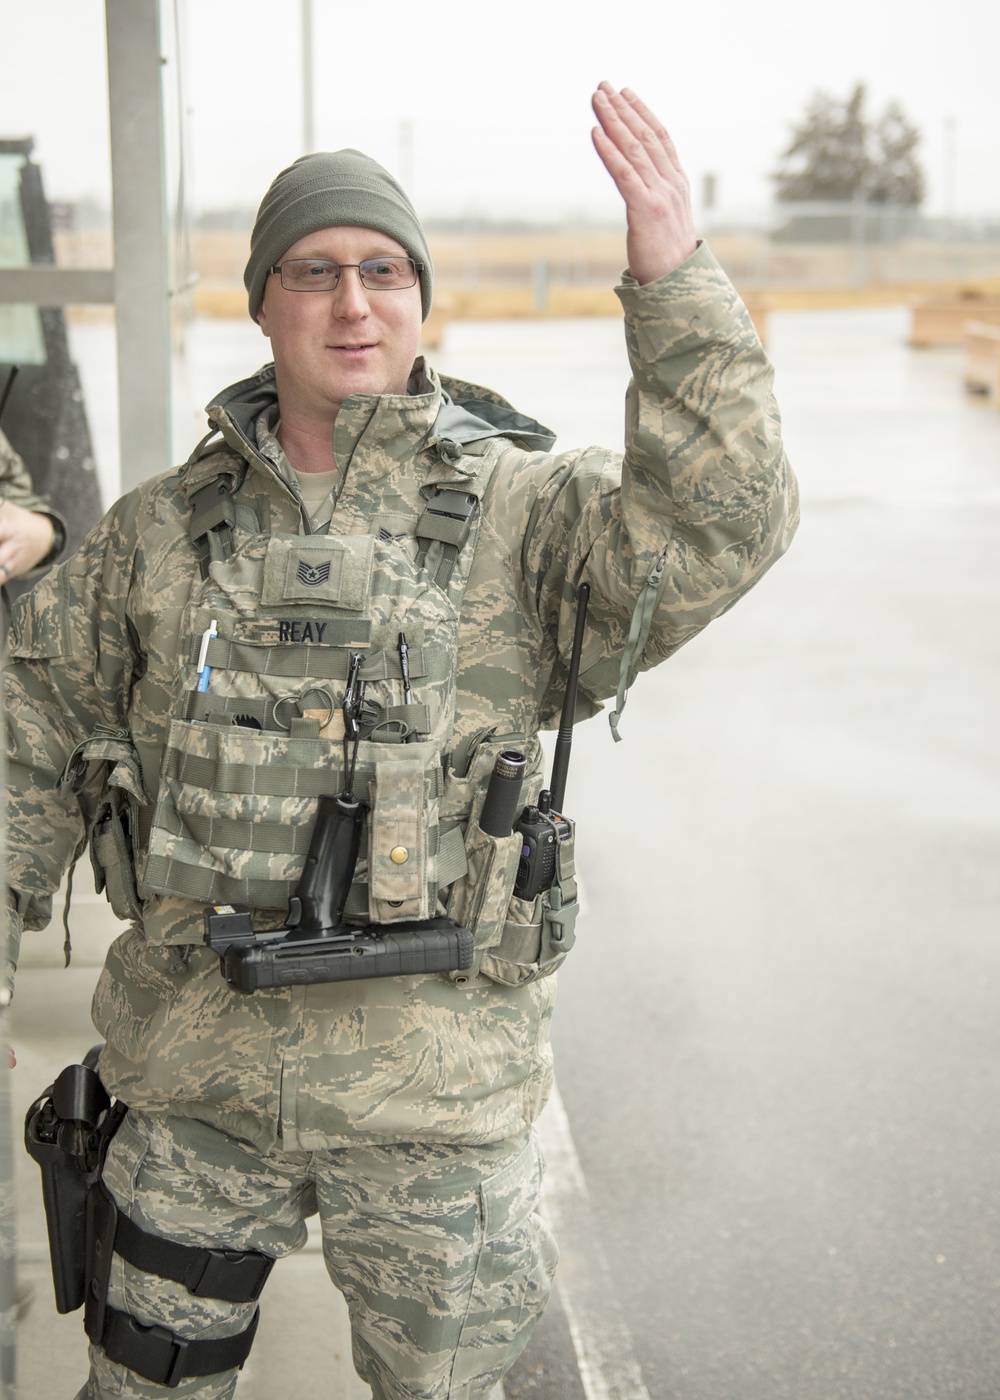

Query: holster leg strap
[
  {"left": 93, "top": 1180, "right": 273, "bottom": 1302},
  {"left": 112, "top": 1198, "right": 274, "bottom": 1302},
  {"left": 98, "top": 1302, "right": 259, "bottom": 1387}
]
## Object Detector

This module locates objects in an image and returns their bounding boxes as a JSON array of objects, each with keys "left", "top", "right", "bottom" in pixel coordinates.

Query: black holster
[
  {"left": 23, "top": 1049, "right": 123, "bottom": 1314},
  {"left": 24, "top": 1051, "right": 272, "bottom": 1386}
]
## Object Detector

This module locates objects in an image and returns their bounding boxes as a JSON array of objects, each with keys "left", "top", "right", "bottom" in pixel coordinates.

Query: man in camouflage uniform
[{"left": 3, "top": 85, "right": 798, "bottom": 1399}]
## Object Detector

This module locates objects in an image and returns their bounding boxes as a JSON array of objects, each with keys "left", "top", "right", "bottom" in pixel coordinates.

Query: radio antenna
[{"left": 548, "top": 582, "right": 590, "bottom": 814}]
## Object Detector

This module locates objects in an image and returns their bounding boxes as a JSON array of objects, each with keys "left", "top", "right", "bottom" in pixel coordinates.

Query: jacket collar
[{"left": 185, "top": 357, "right": 556, "bottom": 489}]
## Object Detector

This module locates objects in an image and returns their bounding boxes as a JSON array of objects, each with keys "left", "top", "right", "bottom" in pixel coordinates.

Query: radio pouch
[
  {"left": 480, "top": 820, "right": 579, "bottom": 987},
  {"left": 90, "top": 775, "right": 144, "bottom": 923}
]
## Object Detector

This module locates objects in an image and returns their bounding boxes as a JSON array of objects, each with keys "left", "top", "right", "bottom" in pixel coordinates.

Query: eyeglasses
[{"left": 269, "top": 256, "right": 423, "bottom": 293}]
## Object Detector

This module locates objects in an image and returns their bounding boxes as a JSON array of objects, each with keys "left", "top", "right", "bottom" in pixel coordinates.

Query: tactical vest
[{"left": 91, "top": 435, "right": 578, "bottom": 985}]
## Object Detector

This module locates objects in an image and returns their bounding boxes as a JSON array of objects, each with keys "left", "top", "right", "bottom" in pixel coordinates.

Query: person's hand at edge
[{"left": 0, "top": 499, "right": 57, "bottom": 581}]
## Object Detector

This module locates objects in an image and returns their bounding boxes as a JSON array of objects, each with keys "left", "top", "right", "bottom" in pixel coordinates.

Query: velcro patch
[{"left": 261, "top": 535, "right": 374, "bottom": 610}]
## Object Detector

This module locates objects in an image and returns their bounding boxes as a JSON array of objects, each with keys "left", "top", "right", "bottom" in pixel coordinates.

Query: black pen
[
  {"left": 398, "top": 632, "right": 417, "bottom": 743},
  {"left": 343, "top": 652, "right": 364, "bottom": 737},
  {"left": 342, "top": 652, "right": 365, "bottom": 791}
]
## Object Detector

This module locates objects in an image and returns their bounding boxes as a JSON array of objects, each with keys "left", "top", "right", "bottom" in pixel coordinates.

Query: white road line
[{"left": 536, "top": 1084, "right": 652, "bottom": 1400}]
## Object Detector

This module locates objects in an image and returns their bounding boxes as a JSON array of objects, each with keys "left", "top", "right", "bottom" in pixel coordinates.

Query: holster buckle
[
  {"left": 182, "top": 1247, "right": 274, "bottom": 1302},
  {"left": 103, "top": 1310, "right": 189, "bottom": 1388}
]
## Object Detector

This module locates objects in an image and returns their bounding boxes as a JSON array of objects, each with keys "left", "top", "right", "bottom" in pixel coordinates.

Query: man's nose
[{"left": 330, "top": 267, "right": 371, "bottom": 317}]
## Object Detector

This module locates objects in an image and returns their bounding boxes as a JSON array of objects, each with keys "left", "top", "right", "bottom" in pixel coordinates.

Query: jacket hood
[
  {"left": 433, "top": 375, "right": 556, "bottom": 452},
  {"left": 195, "top": 360, "right": 556, "bottom": 470}
]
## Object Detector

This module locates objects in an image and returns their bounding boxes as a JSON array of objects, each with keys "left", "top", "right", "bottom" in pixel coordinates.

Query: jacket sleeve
[
  {"left": 3, "top": 494, "right": 143, "bottom": 938},
  {"left": 0, "top": 429, "right": 67, "bottom": 569},
  {"left": 513, "top": 241, "right": 799, "bottom": 715}
]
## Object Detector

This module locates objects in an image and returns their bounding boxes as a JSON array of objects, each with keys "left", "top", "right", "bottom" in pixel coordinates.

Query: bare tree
[
  {"left": 868, "top": 101, "right": 925, "bottom": 205},
  {"left": 774, "top": 83, "right": 924, "bottom": 205}
]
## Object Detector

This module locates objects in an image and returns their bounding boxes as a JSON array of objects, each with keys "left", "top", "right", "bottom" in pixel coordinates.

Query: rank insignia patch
[{"left": 297, "top": 560, "right": 331, "bottom": 586}]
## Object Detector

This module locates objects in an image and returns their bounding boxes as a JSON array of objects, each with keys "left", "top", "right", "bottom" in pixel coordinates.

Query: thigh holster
[{"left": 85, "top": 1179, "right": 274, "bottom": 1387}]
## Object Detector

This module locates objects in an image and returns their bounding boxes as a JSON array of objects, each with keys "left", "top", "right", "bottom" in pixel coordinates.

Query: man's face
[{"left": 257, "top": 225, "right": 423, "bottom": 422}]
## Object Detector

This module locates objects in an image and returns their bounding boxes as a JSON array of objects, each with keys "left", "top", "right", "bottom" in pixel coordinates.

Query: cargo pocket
[{"left": 452, "top": 1134, "right": 555, "bottom": 1391}]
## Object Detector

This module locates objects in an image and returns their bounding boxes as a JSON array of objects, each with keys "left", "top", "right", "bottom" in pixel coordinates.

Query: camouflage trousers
[{"left": 75, "top": 1109, "right": 557, "bottom": 1400}]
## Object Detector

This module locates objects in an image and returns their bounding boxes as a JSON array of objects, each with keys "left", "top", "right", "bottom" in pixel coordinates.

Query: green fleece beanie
[{"left": 244, "top": 149, "right": 433, "bottom": 323}]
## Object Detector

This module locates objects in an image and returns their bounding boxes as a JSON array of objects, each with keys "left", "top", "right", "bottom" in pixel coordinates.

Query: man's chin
[{"left": 330, "top": 373, "right": 411, "bottom": 403}]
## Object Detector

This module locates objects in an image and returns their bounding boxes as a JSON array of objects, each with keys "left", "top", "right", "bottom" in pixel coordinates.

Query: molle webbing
[
  {"left": 184, "top": 693, "right": 282, "bottom": 729},
  {"left": 367, "top": 704, "right": 430, "bottom": 741},
  {"left": 203, "top": 619, "right": 372, "bottom": 651},
  {"left": 157, "top": 791, "right": 455, "bottom": 861},
  {"left": 188, "top": 475, "right": 239, "bottom": 578},
  {"left": 156, "top": 806, "right": 318, "bottom": 857},
  {"left": 141, "top": 856, "right": 296, "bottom": 910},
  {"left": 184, "top": 691, "right": 430, "bottom": 741},
  {"left": 415, "top": 488, "right": 479, "bottom": 589},
  {"left": 145, "top": 813, "right": 467, "bottom": 910},
  {"left": 189, "top": 635, "right": 431, "bottom": 685},
  {"left": 160, "top": 747, "right": 442, "bottom": 801}
]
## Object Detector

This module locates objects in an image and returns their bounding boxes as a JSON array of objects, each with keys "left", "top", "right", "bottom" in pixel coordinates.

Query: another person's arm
[
  {"left": 0, "top": 430, "right": 67, "bottom": 579},
  {"left": 3, "top": 495, "right": 140, "bottom": 997}
]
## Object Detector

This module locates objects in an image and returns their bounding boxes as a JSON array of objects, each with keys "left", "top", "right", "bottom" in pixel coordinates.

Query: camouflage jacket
[{"left": 4, "top": 244, "right": 798, "bottom": 1150}]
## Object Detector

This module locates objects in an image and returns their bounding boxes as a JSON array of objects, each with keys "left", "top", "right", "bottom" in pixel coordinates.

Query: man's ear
[{"left": 257, "top": 295, "right": 270, "bottom": 338}]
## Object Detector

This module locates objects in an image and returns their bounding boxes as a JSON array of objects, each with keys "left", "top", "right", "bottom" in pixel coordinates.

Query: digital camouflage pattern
[
  {"left": 4, "top": 243, "right": 799, "bottom": 1155},
  {"left": 81, "top": 1108, "right": 553, "bottom": 1400}
]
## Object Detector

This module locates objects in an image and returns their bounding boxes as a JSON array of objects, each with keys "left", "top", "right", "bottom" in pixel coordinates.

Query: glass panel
[{"left": 0, "top": 154, "right": 47, "bottom": 367}]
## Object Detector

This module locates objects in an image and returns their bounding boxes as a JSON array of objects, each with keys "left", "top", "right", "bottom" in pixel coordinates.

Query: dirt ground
[{"left": 54, "top": 227, "right": 1000, "bottom": 324}]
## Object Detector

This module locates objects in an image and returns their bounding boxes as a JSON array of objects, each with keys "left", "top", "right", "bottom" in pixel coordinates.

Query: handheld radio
[{"left": 513, "top": 583, "right": 589, "bottom": 900}]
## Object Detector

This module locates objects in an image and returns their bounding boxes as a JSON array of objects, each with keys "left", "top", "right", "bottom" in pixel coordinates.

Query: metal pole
[
  {"left": 105, "top": 0, "right": 173, "bottom": 493},
  {"left": 398, "top": 120, "right": 414, "bottom": 197},
  {"left": 943, "top": 116, "right": 956, "bottom": 230},
  {"left": 302, "top": 0, "right": 315, "bottom": 152},
  {"left": 850, "top": 193, "right": 868, "bottom": 289}
]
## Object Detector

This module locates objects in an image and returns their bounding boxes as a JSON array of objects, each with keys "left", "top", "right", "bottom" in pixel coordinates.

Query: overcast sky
[{"left": 1, "top": 0, "right": 998, "bottom": 225}]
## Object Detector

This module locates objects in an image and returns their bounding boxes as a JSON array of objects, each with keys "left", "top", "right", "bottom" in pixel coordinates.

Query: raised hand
[{"left": 591, "top": 82, "right": 698, "bottom": 285}]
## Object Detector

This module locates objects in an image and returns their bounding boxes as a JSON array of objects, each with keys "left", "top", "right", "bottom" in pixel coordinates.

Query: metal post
[
  {"left": 302, "top": 0, "right": 315, "bottom": 152},
  {"left": 943, "top": 116, "right": 957, "bottom": 232},
  {"left": 531, "top": 259, "right": 549, "bottom": 313},
  {"left": 105, "top": 0, "right": 173, "bottom": 492},
  {"left": 398, "top": 120, "right": 414, "bottom": 197},
  {"left": 850, "top": 193, "right": 868, "bottom": 289}
]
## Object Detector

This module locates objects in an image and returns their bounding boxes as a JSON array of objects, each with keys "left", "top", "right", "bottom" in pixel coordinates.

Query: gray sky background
[{"left": 1, "top": 0, "right": 998, "bottom": 224}]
